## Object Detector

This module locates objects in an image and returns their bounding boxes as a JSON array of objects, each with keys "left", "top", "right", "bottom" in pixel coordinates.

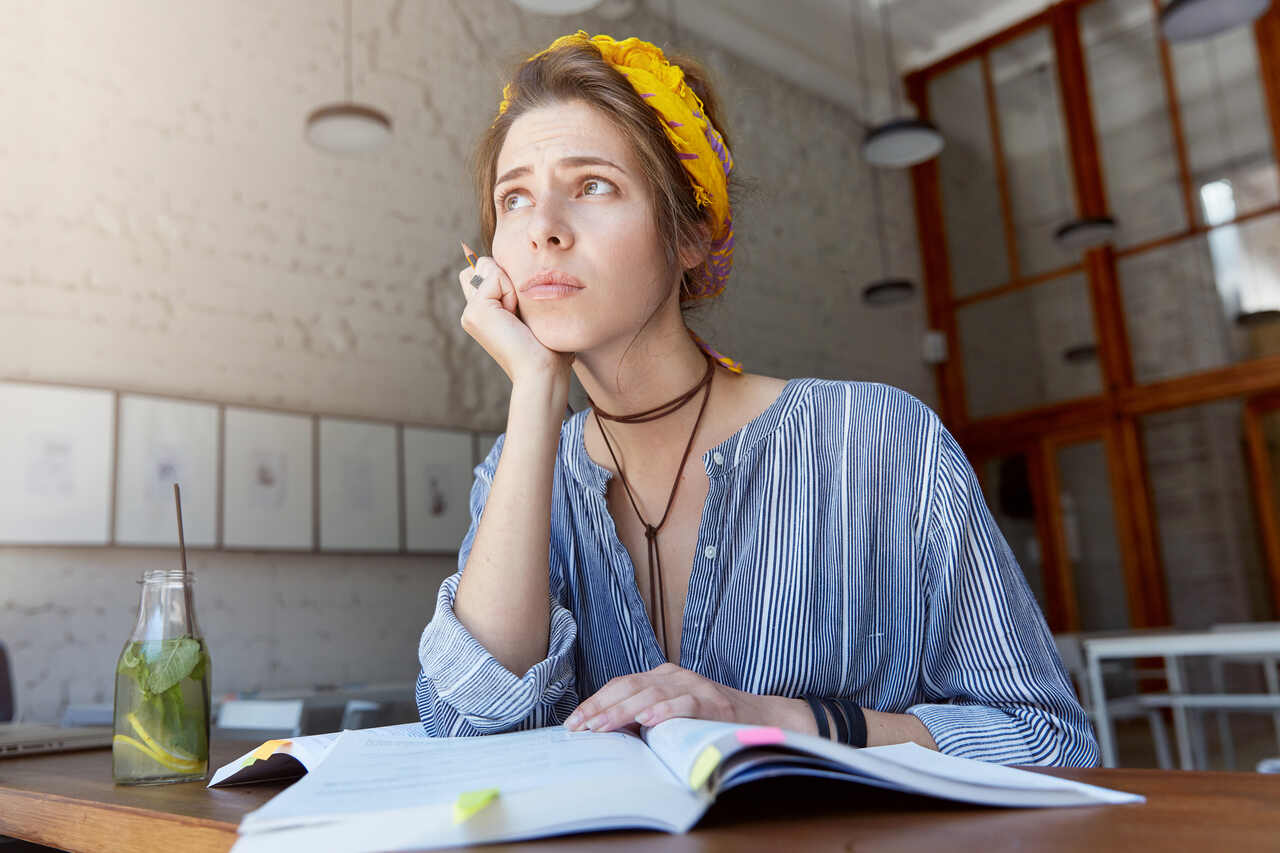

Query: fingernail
[
  {"left": 566, "top": 712, "right": 581, "bottom": 729},
  {"left": 635, "top": 710, "right": 653, "bottom": 724},
  {"left": 585, "top": 715, "right": 605, "bottom": 731}
]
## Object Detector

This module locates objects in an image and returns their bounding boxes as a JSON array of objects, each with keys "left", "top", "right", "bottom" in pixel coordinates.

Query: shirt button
[
  {"left": 712, "top": 452, "right": 725, "bottom": 465},
  {"left": 704, "top": 545, "right": 717, "bottom": 560}
]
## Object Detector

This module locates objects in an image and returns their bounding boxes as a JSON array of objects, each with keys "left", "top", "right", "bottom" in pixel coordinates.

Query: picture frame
[
  {"left": 222, "top": 407, "right": 314, "bottom": 550},
  {"left": 114, "top": 394, "right": 219, "bottom": 547},
  {"left": 403, "top": 427, "right": 475, "bottom": 554},
  {"left": 0, "top": 382, "right": 115, "bottom": 544},
  {"left": 318, "top": 417, "right": 400, "bottom": 552}
]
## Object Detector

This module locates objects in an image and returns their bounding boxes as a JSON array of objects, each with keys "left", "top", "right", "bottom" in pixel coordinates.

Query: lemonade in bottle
[{"left": 112, "top": 568, "right": 211, "bottom": 784}]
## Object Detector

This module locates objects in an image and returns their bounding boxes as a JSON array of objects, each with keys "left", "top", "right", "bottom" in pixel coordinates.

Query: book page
[
  {"left": 241, "top": 725, "right": 691, "bottom": 834},
  {"left": 641, "top": 718, "right": 745, "bottom": 786},
  {"left": 209, "top": 722, "right": 428, "bottom": 787}
]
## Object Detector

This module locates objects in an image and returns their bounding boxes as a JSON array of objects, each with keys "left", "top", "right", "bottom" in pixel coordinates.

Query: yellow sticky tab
[
  {"left": 688, "top": 745, "right": 721, "bottom": 790},
  {"left": 248, "top": 739, "right": 291, "bottom": 763},
  {"left": 453, "top": 788, "right": 500, "bottom": 824}
]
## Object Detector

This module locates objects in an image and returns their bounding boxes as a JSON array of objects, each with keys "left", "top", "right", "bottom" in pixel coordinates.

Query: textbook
[{"left": 217, "top": 718, "right": 1141, "bottom": 853}]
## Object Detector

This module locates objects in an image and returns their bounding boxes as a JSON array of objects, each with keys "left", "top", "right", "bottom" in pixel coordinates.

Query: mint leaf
[{"left": 145, "top": 637, "right": 201, "bottom": 694}]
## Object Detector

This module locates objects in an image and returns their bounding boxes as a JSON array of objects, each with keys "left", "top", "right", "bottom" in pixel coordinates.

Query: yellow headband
[{"left": 495, "top": 30, "right": 742, "bottom": 374}]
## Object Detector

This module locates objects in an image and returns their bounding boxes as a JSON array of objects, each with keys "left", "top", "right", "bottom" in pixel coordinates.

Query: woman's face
[{"left": 491, "top": 99, "right": 675, "bottom": 356}]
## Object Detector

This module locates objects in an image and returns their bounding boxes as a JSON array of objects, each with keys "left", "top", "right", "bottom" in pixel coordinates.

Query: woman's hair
[{"left": 471, "top": 39, "right": 744, "bottom": 312}]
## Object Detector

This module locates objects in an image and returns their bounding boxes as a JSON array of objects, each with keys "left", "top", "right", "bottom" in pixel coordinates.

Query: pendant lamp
[
  {"left": 305, "top": 0, "right": 392, "bottom": 154},
  {"left": 509, "top": 0, "right": 602, "bottom": 13},
  {"left": 861, "top": 0, "right": 944, "bottom": 169},
  {"left": 1160, "top": 0, "right": 1272, "bottom": 42},
  {"left": 851, "top": 0, "right": 916, "bottom": 306}
]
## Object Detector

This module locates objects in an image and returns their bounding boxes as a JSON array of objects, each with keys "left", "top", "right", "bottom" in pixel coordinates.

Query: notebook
[
  {"left": 213, "top": 719, "right": 1142, "bottom": 852},
  {"left": 0, "top": 723, "right": 114, "bottom": 758}
]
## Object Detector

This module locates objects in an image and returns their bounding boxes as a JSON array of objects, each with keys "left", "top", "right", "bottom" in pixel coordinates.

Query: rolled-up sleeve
[
  {"left": 906, "top": 422, "right": 1099, "bottom": 767},
  {"left": 415, "top": 435, "right": 579, "bottom": 737}
]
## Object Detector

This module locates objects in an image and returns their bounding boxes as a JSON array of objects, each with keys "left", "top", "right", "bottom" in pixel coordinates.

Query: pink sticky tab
[{"left": 736, "top": 726, "right": 785, "bottom": 746}]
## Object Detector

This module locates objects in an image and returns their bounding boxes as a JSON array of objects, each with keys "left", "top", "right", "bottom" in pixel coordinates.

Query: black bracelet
[
  {"left": 832, "top": 697, "right": 868, "bottom": 748},
  {"left": 821, "top": 696, "right": 850, "bottom": 745},
  {"left": 802, "top": 695, "right": 830, "bottom": 739}
]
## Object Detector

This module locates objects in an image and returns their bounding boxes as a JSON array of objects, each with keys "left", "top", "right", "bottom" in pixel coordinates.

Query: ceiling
[{"left": 640, "top": 0, "right": 1052, "bottom": 122}]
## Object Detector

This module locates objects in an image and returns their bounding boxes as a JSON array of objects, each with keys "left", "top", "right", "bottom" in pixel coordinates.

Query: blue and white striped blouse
[{"left": 415, "top": 378, "right": 1099, "bottom": 766}]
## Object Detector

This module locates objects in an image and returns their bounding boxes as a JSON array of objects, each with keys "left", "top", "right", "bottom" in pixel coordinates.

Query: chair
[
  {"left": 213, "top": 699, "right": 304, "bottom": 743},
  {"left": 0, "top": 642, "right": 12, "bottom": 723},
  {"left": 1054, "top": 632, "right": 1173, "bottom": 769},
  {"left": 1209, "top": 622, "right": 1280, "bottom": 770}
]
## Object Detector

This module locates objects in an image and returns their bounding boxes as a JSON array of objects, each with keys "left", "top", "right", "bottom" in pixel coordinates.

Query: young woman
[{"left": 415, "top": 30, "right": 1098, "bottom": 766}]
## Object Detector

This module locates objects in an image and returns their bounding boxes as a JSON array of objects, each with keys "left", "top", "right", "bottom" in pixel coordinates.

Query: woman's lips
[{"left": 522, "top": 283, "right": 584, "bottom": 300}]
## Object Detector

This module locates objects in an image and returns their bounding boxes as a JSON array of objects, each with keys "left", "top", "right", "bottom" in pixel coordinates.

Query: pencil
[{"left": 460, "top": 240, "right": 479, "bottom": 270}]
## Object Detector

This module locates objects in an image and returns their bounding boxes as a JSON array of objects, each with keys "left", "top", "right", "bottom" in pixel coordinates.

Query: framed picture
[
  {"left": 318, "top": 418, "right": 400, "bottom": 552},
  {"left": 0, "top": 382, "right": 115, "bottom": 544},
  {"left": 222, "top": 407, "right": 314, "bottom": 550},
  {"left": 114, "top": 395, "right": 219, "bottom": 547},
  {"left": 403, "top": 427, "right": 474, "bottom": 554}
]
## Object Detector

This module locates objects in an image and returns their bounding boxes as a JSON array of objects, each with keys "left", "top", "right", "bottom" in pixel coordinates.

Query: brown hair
[{"left": 471, "top": 38, "right": 745, "bottom": 313}]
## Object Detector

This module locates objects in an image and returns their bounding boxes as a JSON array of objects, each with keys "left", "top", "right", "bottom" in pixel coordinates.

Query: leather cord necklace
[{"left": 589, "top": 355, "right": 716, "bottom": 661}]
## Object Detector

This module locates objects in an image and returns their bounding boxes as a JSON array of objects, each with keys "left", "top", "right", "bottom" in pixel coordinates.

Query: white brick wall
[{"left": 0, "top": 0, "right": 934, "bottom": 721}]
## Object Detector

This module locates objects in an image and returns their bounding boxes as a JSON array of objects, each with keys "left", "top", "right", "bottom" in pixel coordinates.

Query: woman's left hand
[{"left": 564, "top": 663, "right": 759, "bottom": 732}]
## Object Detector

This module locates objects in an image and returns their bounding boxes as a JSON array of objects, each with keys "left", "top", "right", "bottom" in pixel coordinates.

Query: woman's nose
[{"left": 528, "top": 201, "right": 572, "bottom": 250}]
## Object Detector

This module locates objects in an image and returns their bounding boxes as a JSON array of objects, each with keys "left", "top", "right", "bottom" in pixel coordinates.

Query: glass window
[
  {"left": 1119, "top": 211, "right": 1280, "bottom": 384},
  {"left": 1142, "top": 401, "right": 1273, "bottom": 627},
  {"left": 928, "top": 59, "right": 1011, "bottom": 298},
  {"left": 958, "top": 272, "right": 1102, "bottom": 419},
  {"left": 990, "top": 28, "right": 1080, "bottom": 277},
  {"left": 981, "top": 453, "right": 1047, "bottom": 611},
  {"left": 1056, "top": 440, "right": 1130, "bottom": 631},
  {"left": 1171, "top": 24, "right": 1280, "bottom": 224},
  {"left": 1081, "top": 0, "right": 1188, "bottom": 248}
]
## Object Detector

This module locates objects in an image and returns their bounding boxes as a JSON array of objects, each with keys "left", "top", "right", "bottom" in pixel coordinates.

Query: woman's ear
[{"left": 678, "top": 220, "right": 713, "bottom": 271}]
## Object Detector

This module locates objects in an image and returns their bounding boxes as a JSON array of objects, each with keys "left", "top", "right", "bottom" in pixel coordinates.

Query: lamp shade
[
  {"left": 1160, "top": 0, "right": 1272, "bottom": 42},
  {"left": 862, "top": 277, "right": 916, "bottom": 306},
  {"left": 305, "top": 104, "right": 392, "bottom": 154},
  {"left": 509, "top": 0, "right": 602, "bottom": 13},
  {"left": 861, "top": 118, "right": 945, "bottom": 168},
  {"left": 1054, "top": 216, "right": 1117, "bottom": 251}
]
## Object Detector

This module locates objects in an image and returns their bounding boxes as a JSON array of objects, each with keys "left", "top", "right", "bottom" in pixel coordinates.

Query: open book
[{"left": 220, "top": 719, "right": 1141, "bottom": 852}]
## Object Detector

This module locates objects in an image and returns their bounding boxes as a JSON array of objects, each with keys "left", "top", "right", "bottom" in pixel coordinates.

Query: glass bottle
[{"left": 112, "top": 568, "right": 211, "bottom": 785}]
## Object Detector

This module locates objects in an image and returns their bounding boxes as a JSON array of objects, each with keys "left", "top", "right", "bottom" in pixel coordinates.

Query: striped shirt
[{"left": 416, "top": 379, "right": 1099, "bottom": 766}]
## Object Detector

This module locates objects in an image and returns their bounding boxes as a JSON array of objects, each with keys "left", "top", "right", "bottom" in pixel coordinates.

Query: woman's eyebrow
[{"left": 495, "top": 156, "right": 624, "bottom": 188}]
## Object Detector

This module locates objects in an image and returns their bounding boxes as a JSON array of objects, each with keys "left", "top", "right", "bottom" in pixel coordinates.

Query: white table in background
[{"left": 1083, "top": 627, "right": 1280, "bottom": 769}]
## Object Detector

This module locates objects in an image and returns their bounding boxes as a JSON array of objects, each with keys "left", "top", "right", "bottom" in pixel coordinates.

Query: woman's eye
[
  {"left": 500, "top": 191, "right": 529, "bottom": 212},
  {"left": 583, "top": 177, "right": 615, "bottom": 196}
]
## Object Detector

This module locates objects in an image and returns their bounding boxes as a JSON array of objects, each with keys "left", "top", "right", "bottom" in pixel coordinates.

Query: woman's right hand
[{"left": 457, "top": 255, "right": 574, "bottom": 385}]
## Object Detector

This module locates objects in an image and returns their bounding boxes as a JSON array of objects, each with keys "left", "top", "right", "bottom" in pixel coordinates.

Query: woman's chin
[{"left": 525, "top": 319, "right": 598, "bottom": 356}]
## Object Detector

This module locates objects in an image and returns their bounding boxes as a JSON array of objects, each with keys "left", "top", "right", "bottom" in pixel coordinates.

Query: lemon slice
[
  {"left": 125, "top": 712, "right": 203, "bottom": 769},
  {"left": 113, "top": 734, "right": 202, "bottom": 772}
]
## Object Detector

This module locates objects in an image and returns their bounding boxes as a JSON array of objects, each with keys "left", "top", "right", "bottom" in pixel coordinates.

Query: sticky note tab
[
  {"left": 688, "top": 745, "right": 722, "bottom": 790},
  {"left": 453, "top": 788, "right": 500, "bottom": 824},
  {"left": 736, "top": 726, "right": 785, "bottom": 746},
  {"left": 243, "top": 739, "right": 291, "bottom": 766}
]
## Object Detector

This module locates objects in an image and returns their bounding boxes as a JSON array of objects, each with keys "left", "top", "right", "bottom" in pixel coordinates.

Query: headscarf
[{"left": 495, "top": 30, "right": 742, "bottom": 374}]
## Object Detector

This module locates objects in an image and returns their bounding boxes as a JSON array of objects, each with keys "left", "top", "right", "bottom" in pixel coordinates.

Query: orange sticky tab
[
  {"left": 248, "top": 739, "right": 291, "bottom": 763},
  {"left": 736, "top": 726, "right": 785, "bottom": 746}
]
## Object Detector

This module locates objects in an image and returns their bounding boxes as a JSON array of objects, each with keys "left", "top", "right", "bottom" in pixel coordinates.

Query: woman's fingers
[{"left": 457, "top": 257, "right": 503, "bottom": 303}]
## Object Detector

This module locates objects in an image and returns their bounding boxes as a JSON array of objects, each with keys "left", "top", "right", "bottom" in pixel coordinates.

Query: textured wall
[{"left": 0, "top": 0, "right": 934, "bottom": 722}]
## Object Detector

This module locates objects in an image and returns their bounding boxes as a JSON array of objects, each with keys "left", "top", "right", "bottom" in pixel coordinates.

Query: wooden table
[{"left": 2, "top": 740, "right": 1280, "bottom": 852}]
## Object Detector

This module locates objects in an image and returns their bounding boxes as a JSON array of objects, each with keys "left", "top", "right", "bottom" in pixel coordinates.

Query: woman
[{"left": 415, "top": 30, "right": 1098, "bottom": 766}]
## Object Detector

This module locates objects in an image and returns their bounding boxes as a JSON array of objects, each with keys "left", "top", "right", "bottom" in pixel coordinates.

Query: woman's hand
[
  {"left": 457, "top": 255, "right": 573, "bottom": 385},
  {"left": 564, "top": 663, "right": 763, "bottom": 732}
]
